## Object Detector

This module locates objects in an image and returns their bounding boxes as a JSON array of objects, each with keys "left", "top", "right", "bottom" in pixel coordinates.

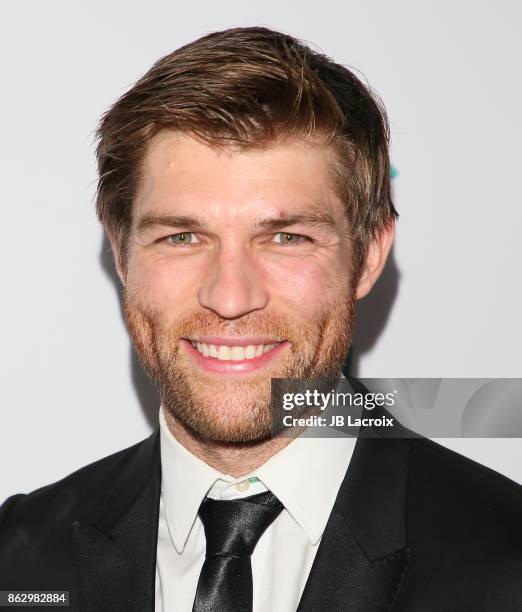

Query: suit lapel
[
  {"left": 297, "top": 509, "right": 411, "bottom": 611},
  {"left": 72, "top": 430, "right": 161, "bottom": 612},
  {"left": 298, "top": 395, "right": 413, "bottom": 612}
]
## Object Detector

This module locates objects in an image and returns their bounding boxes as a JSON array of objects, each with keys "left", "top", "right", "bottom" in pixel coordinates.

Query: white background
[{"left": 1, "top": 1, "right": 521, "bottom": 503}]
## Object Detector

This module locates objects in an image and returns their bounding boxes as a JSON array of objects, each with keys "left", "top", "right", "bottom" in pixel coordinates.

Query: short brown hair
[{"left": 95, "top": 26, "right": 397, "bottom": 276}]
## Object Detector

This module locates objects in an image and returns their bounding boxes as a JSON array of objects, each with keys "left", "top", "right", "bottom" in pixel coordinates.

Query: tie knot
[{"left": 198, "top": 491, "right": 284, "bottom": 558}]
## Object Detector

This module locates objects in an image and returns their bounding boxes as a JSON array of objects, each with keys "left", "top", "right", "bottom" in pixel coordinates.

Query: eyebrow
[
  {"left": 255, "top": 211, "right": 338, "bottom": 232},
  {"left": 135, "top": 209, "right": 338, "bottom": 234},
  {"left": 136, "top": 214, "right": 207, "bottom": 234}
]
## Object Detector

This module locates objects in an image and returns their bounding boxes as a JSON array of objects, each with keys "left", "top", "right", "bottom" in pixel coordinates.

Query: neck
[{"left": 163, "top": 410, "right": 294, "bottom": 477}]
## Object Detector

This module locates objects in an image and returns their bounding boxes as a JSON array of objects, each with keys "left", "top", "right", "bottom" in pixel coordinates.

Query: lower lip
[{"left": 180, "top": 339, "right": 288, "bottom": 374}]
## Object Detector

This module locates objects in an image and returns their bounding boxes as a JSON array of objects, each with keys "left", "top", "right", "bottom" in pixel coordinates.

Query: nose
[{"left": 197, "top": 243, "right": 269, "bottom": 319}]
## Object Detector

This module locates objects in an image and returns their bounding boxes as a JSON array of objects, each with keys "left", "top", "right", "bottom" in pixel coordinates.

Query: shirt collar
[
  {"left": 254, "top": 430, "right": 356, "bottom": 545},
  {"left": 159, "top": 374, "right": 356, "bottom": 551},
  {"left": 159, "top": 408, "right": 227, "bottom": 553}
]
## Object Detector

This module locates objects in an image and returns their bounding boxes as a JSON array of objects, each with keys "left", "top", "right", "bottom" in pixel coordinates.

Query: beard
[{"left": 123, "top": 280, "right": 356, "bottom": 445}]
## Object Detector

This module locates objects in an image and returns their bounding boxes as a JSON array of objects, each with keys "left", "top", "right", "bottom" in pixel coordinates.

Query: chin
[
  {"left": 188, "top": 418, "right": 273, "bottom": 445},
  {"left": 180, "top": 399, "right": 273, "bottom": 444}
]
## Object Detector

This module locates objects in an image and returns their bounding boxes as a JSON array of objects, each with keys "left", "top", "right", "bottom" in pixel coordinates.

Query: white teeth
[
  {"left": 217, "top": 345, "right": 232, "bottom": 360},
  {"left": 244, "top": 345, "right": 256, "bottom": 359},
  {"left": 230, "top": 346, "right": 244, "bottom": 361},
  {"left": 190, "top": 341, "right": 281, "bottom": 361}
]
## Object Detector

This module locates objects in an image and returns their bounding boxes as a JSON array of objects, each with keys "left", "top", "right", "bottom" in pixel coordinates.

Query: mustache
[{"left": 126, "top": 302, "right": 319, "bottom": 345}]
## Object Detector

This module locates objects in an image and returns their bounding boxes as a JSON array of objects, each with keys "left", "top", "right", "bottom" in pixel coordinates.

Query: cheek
[
  {"left": 126, "top": 252, "right": 200, "bottom": 313},
  {"left": 126, "top": 247, "right": 350, "bottom": 321},
  {"left": 265, "top": 257, "right": 347, "bottom": 317}
]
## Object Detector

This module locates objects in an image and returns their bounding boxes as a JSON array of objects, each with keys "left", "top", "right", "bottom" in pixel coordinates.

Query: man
[{"left": 1, "top": 26, "right": 521, "bottom": 611}]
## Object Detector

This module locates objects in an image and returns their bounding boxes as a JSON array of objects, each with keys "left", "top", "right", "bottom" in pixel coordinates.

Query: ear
[
  {"left": 108, "top": 235, "right": 126, "bottom": 286},
  {"left": 355, "top": 220, "right": 395, "bottom": 300}
]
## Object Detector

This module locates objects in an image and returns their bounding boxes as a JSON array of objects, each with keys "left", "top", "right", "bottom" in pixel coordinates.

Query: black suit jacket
[{"left": 1, "top": 406, "right": 522, "bottom": 611}]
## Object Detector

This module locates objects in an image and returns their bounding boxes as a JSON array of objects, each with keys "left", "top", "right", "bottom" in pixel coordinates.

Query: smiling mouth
[{"left": 188, "top": 340, "right": 283, "bottom": 362}]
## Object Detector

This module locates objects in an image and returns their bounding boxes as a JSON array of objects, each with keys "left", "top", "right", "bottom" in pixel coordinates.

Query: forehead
[{"left": 134, "top": 131, "right": 344, "bottom": 221}]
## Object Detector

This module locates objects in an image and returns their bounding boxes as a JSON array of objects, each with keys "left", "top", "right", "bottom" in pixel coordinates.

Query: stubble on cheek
[{"left": 121, "top": 272, "right": 356, "bottom": 444}]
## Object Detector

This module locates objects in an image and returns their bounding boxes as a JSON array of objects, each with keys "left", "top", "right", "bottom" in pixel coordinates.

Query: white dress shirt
[{"left": 155, "top": 404, "right": 356, "bottom": 612}]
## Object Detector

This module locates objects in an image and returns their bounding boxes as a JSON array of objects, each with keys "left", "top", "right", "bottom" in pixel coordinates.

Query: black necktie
[{"left": 192, "top": 490, "right": 284, "bottom": 612}]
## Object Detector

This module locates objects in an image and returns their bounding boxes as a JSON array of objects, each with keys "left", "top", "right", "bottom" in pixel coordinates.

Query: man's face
[{"left": 121, "top": 132, "right": 357, "bottom": 443}]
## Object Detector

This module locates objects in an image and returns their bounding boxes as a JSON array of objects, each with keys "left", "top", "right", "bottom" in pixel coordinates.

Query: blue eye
[{"left": 273, "top": 232, "right": 306, "bottom": 245}]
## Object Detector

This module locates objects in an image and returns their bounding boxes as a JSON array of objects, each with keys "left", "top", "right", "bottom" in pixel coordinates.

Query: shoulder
[
  {"left": 0, "top": 434, "right": 156, "bottom": 585},
  {"left": 400, "top": 437, "right": 522, "bottom": 608},
  {"left": 0, "top": 438, "right": 144, "bottom": 527},
  {"left": 407, "top": 436, "right": 522, "bottom": 527}
]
